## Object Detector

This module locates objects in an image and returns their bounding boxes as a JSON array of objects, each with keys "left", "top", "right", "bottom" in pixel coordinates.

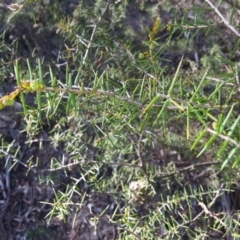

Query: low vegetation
[{"left": 0, "top": 0, "right": 240, "bottom": 239}]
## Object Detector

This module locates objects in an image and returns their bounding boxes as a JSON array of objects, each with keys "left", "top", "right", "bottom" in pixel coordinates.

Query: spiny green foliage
[{"left": 1, "top": 0, "right": 240, "bottom": 239}]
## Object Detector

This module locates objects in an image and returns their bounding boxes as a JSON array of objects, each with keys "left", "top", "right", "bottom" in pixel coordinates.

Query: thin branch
[
  {"left": 0, "top": 149, "right": 28, "bottom": 168},
  {"left": 154, "top": 161, "right": 221, "bottom": 179},
  {"left": 206, "top": 77, "right": 236, "bottom": 87},
  {"left": 198, "top": 202, "right": 227, "bottom": 228},
  {"left": 207, "top": 128, "right": 240, "bottom": 147},
  {"left": 43, "top": 86, "right": 143, "bottom": 107},
  {"left": 205, "top": 0, "right": 240, "bottom": 37},
  {"left": 83, "top": 1, "right": 110, "bottom": 62},
  {"left": 36, "top": 159, "right": 142, "bottom": 173},
  {"left": 168, "top": 20, "right": 223, "bottom": 29},
  {"left": 22, "top": 85, "right": 230, "bottom": 111}
]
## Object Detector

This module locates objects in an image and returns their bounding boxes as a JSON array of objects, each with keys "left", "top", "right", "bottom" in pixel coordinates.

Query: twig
[
  {"left": 128, "top": 132, "right": 144, "bottom": 167},
  {"left": 137, "top": 133, "right": 144, "bottom": 167},
  {"left": 0, "top": 149, "right": 28, "bottom": 168},
  {"left": 206, "top": 77, "right": 236, "bottom": 87},
  {"left": 83, "top": 1, "right": 110, "bottom": 62},
  {"left": 235, "top": 65, "right": 240, "bottom": 91},
  {"left": 198, "top": 200, "right": 227, "bottom": 228},
  {"left": 43, "top": 86, "right": 143, "bottom": 107},
  {"left": 207, "top": 127, "right": 240, "bottom": 147},
  {"left": 205, "top": 0, "right": 240, "bottom": 37},
  {"left": 181, "top": 185, "right": 224, "bottom": 232},
  {"left": 76, "top": 35, "right": 102, "bottom": 48},
  {"left": 168, "top": 20, "right": 223, "bottom": 29},
  {"left": 159, "top": 161, "right": 221, "bottom": 179},
  {"left": 36, "top": 159, "right": 142, "bottom": 173}
]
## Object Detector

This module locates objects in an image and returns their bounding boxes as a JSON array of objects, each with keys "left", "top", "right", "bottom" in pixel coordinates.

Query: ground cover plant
[{"left": 0, "top": 0, "right": 240, "bottom": 239}]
